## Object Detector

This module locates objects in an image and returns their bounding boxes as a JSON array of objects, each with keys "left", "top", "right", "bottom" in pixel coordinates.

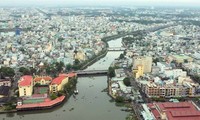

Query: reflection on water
[{"left": 1, "top": 38, "right": 128, "bottom": 120}]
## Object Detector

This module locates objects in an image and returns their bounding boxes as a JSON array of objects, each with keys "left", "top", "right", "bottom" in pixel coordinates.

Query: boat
[{"left": 74, "top": 89, "right": 79, "bottom": 95}]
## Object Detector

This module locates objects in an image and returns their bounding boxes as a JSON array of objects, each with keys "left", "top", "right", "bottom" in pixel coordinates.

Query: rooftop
[
  {"left": 58, "top": 72, "right": 77, "bottom": 78},
  {"left": 51, "top": 76, "right": 67, "bottom": 85},
  {"left": 148, "top": 101, "right": 200, "bottom": 120},
  {"left": 34, "top": 76, "right": 52, "bottom": 82},
  {"left": 18, "top": 75, "right": 33, "bottom": 87}
]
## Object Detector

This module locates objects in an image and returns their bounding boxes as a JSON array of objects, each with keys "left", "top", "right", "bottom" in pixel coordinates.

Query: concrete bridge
[
  {"left": 108, "top": 47, "right": 126, "bottom": 51},
  {"left": 77, "top": 70, "right": 108, "bottom": 76}
]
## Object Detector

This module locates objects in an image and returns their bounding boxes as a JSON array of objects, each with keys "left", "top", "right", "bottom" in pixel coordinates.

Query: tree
[
  {"left": 115, "top": 96, "right": 124, "bottom": 103},
  {"left": 66, "top": 64, "right": 72, "bottom": 71},
  {"left": 0, "top": 67, "right": 15, "bottom": 77},
  {"left": 30, "top": 67, "right": 37, "bottom": 75},
  {"left": 119, "top": 53, "right": 125, "bottom": 59},
  {"left": 184, "top": 59, "right": 188, "bottom": 63},
  {"left": 74, "top": 59, "right": 80, "bottom": 65},
  {"left": 108, "top": 67, "right": 115, "bottom": 78},
  {"left": 123, "top": 77, "right": 131, "bottom": 86},
  {"left": 19, "top": 67, "right": 31, "bottom": 75},
  {"left": 55, "top": 62, "right": 64, "bottom": 72},
  {"left": 50, "top": 93, "right": 58, "bottom": 100}
]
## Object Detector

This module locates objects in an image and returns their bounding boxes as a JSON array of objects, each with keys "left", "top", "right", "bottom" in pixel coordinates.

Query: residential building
[
  {"left": 0, "top": 86, "right": 9, "bottom": 98},
  {"left": 164, "top": 69, "right": 187, "bottom": 78},
  {"left": 18, "top": 76, "right": 33, "bottom": 97},
  {"left": 169, "top": 54, "right": 193, "bottom": 63},
  {"left": 140, "top": 75, "right": 200, "bottom": 98},
  {"left": 133, "top": 56, "right": 152, "bottom": 73},
  {"left": 0, "top": 77, "right": 11, "bottom": 87},
  {"left": 49, "top": 76, "right": 69, "bottom": 93}
]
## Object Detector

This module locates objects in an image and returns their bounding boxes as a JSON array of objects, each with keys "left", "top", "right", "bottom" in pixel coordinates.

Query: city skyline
[{"left": 0, "top": 0, "right": 200, "bottom": 7}]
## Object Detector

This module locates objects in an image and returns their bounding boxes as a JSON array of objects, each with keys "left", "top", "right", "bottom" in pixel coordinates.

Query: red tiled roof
[
  {"left": 51, "top": 76, "right": 66, "bottom": 85},
  {"left": 34, "top": 76, "right": 52, "bottom": 82},
  {"left": 59, "top": 72, "right": 77, "bottom": 78},
  {"left": 19, "top": 76, "right": 33, "bottom": 87},
  {"left": 148, "top": 101, "right": 200, "bottom": 120},
  {"left": 16, "top": 96, "right": 65, "bottom": 109}
]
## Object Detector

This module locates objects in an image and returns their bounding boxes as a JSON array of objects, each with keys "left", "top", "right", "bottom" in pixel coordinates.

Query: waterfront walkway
[{"left": 16, "top": 96, "right": 65, "bottom": 110}]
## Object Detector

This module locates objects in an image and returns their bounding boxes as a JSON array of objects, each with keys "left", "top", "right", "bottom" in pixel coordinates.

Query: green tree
[
  {"left": 184, "top": 59, "right": 188, "bottom": 63},
  {"left": 19, "top": 67, "right": 31, "bottom": 75},
  {"left": 115, "top": 96, "right": 124, "bottom": 103},
  {"left": 30, "top": 67, "right": 37, "bottom": 75},
  {"left": 66, "top": 64, "right": 72, "bottom": 71},
  {"left": 123, "top": 77, "right": 131, "bottom": 86},
  {"left": 50, "top": 93, "right": 58, "bottom": 100},
  {"left": 74, "top": 59, "right": 80, "bottom": 65},
  {"left": 0, "top": 67, "right": 15, "bottom": 77},
  {"left": 108, "top": 67, "right": 115, "bottom": 78},
  {"left": 55, "top": 62, "right": 64, "bottom": 72},
  {"left": 153, "top": 58, "right": 160, "bottom": 65},
  {"left": 119, "top": 53, "right": 125, "bottom": 59}
]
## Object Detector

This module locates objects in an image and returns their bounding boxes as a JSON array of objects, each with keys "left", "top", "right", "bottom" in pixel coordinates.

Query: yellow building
[
  {"left": 133, "top": 65, "right": 144, "bottom": 79},
  {"left": 133, "top": 56, "right": 152, "bottom": 73},
  {"left": 34, "top": 76, "right": 52, "bottom": 85},
  {"left": 18, "top": 76, "right": 33, "bottom": 97},
  {"left": 49, "top": 76, "right": 69, "bottom": 93},
  {"left": 74, "top": 51, "right": 86, "bottom": 61}
]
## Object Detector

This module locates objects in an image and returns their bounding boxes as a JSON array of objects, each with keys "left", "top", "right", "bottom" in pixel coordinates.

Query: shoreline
[{"left": 0, "top": 34, "right": 125, "bottom": 114}]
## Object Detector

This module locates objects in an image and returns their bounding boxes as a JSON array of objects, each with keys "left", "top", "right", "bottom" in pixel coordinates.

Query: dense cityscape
[{"left": 0, "top": 4, "right": 200, "bottom": 120}]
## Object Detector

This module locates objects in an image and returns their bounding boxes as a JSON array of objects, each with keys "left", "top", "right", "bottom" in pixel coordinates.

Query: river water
[{"left": 1, "top": 38, "right": 128, "bottom": 120}]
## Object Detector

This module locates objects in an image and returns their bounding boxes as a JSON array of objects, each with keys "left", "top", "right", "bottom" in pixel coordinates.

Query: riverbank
[{"left": 0, "top": 35, "right": 126, "bottom": 114}]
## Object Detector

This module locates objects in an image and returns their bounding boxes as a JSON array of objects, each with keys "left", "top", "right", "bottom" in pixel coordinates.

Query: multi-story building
[
  {"left": 18, "top": 76, "right": 33, "bottom": 97},
  {"left": 141, "top": 76, "right": 199, "bottom": 98},
  {"left": 133, "top": 65, "right": 144, "bottom": 79},
  {"left": 49, "top": 76, "right": 69, "bottom": 93},
  {"left": 133, "top": 56, "right": 152, "bottom": 73}
]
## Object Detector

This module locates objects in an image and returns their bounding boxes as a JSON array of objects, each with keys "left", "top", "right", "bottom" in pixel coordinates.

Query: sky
[{"left": 0, "top": 0, "right": 199, "bottom": 7}]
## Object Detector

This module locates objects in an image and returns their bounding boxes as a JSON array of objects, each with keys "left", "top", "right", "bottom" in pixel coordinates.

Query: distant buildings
[
  {"left": 139, "top": 75, "right": 200, "bottom": 98},
  {"left": 169, "top": 55, "right": 193, "bottom": 63}
]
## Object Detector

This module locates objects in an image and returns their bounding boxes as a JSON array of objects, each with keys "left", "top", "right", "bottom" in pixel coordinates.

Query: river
[{"left": 1, "top": 38, "right": 128, "bottom": 120}]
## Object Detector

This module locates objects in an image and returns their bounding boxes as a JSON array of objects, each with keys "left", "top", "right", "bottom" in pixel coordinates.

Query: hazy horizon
[{"left": 0, "top": 0, "right": 200, "bottom": 7}]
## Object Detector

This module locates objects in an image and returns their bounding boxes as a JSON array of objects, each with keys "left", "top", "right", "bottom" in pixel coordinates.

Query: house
[
  {"left": 18, "top": 75, "right": 33, "bottom": 97},
  {"left": 0, "top": 86, "right": 9, "bottom": 98},
  {"left": 0, "top": 77, "right": 11, "bottom": 87},
  {"left": 34, "top": 76, "right": 52, "bottom": 85},
  {"left": 49, "top": 76, "right": 69, "bottom": 93}
]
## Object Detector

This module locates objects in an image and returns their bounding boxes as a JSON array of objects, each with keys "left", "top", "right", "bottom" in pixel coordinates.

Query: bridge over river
[
  {"left": 76, "top": 70, "right": 108, "bottom": 75},
  {"left": 107, "top": 47, "right": 126, "bottom": 51}
]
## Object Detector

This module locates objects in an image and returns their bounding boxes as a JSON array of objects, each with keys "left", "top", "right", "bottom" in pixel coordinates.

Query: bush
[
  {"left": 116, "top": 96, "right": 124, "bottom": 103},
  {"left": 123, "top": 77, "right": 131, "bottom": 86},
  {"left": 50, "top": 93, "right": 58, "bottom": 100},
  {"left": 108, "top": 67, "right": 115, "bottom": 78}
]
